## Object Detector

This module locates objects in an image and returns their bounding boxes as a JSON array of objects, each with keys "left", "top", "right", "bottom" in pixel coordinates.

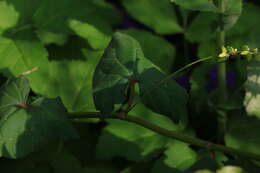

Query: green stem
[
  {"left": 128, "top": 56, "right": 214, "bottom": 113},
  {"left": 69, "top": 112, "right": 260, "bottom": 161},
  {"left": 217, "top": 31, "right": 227, "bottom": 102},
  {"left": 217, "top": 0, "right": 227, "bottom": 142}
]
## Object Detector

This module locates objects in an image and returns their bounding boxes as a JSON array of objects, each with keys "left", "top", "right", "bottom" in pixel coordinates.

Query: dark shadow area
[{"left": 46, "top": 36, "right": 88, "bottom": 61}]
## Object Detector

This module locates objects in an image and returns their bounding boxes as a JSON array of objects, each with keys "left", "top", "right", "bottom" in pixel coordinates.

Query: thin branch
[{"left": 69, "top": 112, "right": 260, "bottom": 162}]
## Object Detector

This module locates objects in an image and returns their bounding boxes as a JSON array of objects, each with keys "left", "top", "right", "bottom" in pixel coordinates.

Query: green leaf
[
  {"left": 164, "top": 142, "right": 197, "bottom": 171},
  {"left": 185, "top": 12, "right": 218, "bottom": 43},
  {"left": 69, "top": 19, "right": 111, "bottom": 50},
  {"left": 35, "top": 29, "right": 68, "bottom": 46},
  {"left": 186, "top": 1, "right": 243, "bottom": 43},
  {"left": 1, "top": 30, "right": 100, "bottom": 112},
  {"left": 0, "top": 30, "right": 51, "bottom": 96},
  {"left": 0, "top": 78, "right": 78, "bottom": 158},
  {"left": 171, "top": 0, "right": 218, "bottom": 12},
  {"left": 121, "top": 29, "right": 176, "bottom": 73},
  {"left": 225, "top": 114, "right": 260, "bottom": 156},
  {"left": 93, "top": 32, "right": 151, "bottom": 115},
  {"left": 36, "top": 45, "right": 102, "bottom": 112},
  {"left": 96, "top": 103, "right": 180, "bottom": 161},
  {"left": 0, "top": 76, "right": 29, "bottom": 117},
  {"left": 217, "top": 166, "right": 245, "bottom": 173},
  {"left": 47, "top": 59, "right": 100, "bottom": 112},
  {"left": 227, "top": 3, "right": 260, "bottom": 48},
  {"left": 0, "top": 1, "right": 18, "bottom": 31},
  {"left": 221, "top": 0, "right": 243, "bottom": 31},
  {"left": 122, "top": 0, "right": 183, "bottom": 34},
  {"left": 4, "top": 0, "right": 120, "bottom": 47},
  {"left": 244, "top": 60, "right": 260, "bottom": 118},
  {"left": 96, "top": 120, "right": 166, "bottom": 161},
  {"left": 152, "top": 141, "right": 197, "bottom": 172},
  {"left": 32, "top": 0, "right": 114, "bottom": 34},
  {"left": 227, "top": 3, "right": 260, "bottom": 37},
  {"left": 138, "top": 68, "right": 188, "bottom": 124}
]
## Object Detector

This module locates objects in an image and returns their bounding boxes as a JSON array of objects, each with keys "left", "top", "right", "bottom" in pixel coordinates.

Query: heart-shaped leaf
[
  {"left": 0, "top": 77, "right": 78, "bottom": 158},
  {"left": 93, "top": 32, "right": 148, "bottom": 115},
  {"left": 0, "top": 76, "right": 29, "bottom": 116}
]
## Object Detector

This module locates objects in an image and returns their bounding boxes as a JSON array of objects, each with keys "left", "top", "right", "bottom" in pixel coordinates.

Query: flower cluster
[{"left": 218, "top": 45, "right": 258, "bottom": 61}]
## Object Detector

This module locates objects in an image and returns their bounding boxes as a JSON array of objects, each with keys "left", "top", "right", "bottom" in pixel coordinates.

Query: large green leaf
[
  {"left": 93, "top": 32, "right": 154, "bottom": 115},
  {"left": 0, "top": 30, "right": 51, "bottom": 96},
  {"left": 3, "top": 0, "right": 120, "bottom": 48},
  {"left": 244, "top": 59, "right": 260, "bottom": 118},
  {"left": 186, "top": 1, "right": 243, "bottom": 43},
  {"left": 0, "top": 1, "right": 18, "bottom": 31},
  {"left": 185, "top": 12, "right": 218, "bottom": 43},
  {"left": 139, "top": 68, "right": 188, "bottom": 124},
  {"left": 121, "top": 29, "right": 176, "bottom": 73},
  {"left": 226, "top": 3, "right": 260, "bottom": 48},
  {"left": 163, "top": 141, "right": 197, "bottom": 171},
  {"left": 46, "top": 59, "right": 100, "bottom": 112},
  {"left": 227, "top": 3, "right": 260, "bottom": 37},
  {"left": 122, "top": 0, "right": 182, "bottom": 34},
  {"left": 0, "top": 77, "right": 77, "bottom": 158},
  {"left": 32, "top": 0, "right": 119, "bottom": 33},
  {"left": 32, "top": 0, "right": 118, "bottom": 48},
  {"left": 37, "top": 41, "right": 103, "bottom": 112},
  {"left": 225, "top": 114, "right": 260, "bottom": 156},
  {"left": 69, "top": 19, "right": 111, "bottom": 50},
  {"left": 1, "top": 30, "right": 101, "bottom": 112},
  {"left": 36, "top": 29, "right": 68, "bottom": 46}
]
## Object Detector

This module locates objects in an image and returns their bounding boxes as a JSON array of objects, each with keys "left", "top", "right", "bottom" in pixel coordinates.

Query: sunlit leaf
[{"left": 0, "top": 1, "right": 18, "bottom": 31}]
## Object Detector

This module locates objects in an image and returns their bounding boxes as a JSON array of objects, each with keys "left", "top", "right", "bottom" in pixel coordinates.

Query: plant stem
[
  {"left": 217, "top": 0, "right": 227, "bottom": 142},
  {"left": 69, "top": 112, "right": 260, "bottom": 161},
  {"left": 217, "top": 31, "right": 227, "bottom": 102}
]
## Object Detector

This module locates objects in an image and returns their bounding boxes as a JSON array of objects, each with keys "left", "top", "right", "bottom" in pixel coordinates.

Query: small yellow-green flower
[{"left": 219, "top": 46, "right": 229, "bottom": 58}]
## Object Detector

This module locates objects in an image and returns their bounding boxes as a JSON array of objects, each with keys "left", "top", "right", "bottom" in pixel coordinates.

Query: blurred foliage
[{"left": 0, "top": 0, "right": 260, "bottom": 172}]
